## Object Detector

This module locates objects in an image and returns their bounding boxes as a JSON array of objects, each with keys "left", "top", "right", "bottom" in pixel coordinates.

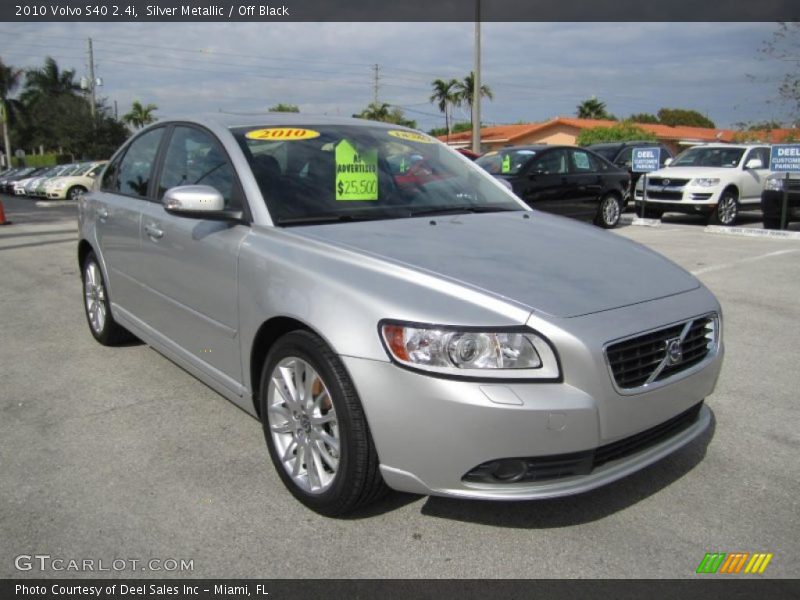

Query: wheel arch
[
  {"left": 249, "top": 316, "right": 316, "bottom": 417},
  {"left": 721, "top": 184, "right": 739, "bottom": 199},
  {"left": 77, "top": 239, "right": 94, "bottom": 270}
]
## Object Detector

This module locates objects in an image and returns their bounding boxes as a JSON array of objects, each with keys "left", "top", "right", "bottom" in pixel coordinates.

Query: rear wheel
[
  {"left": 710, "top": 190, "right": 739, "bottom": 226},
  {"left": 260, "top": 330, "right": 387, "bottom": 516},
  {"left": 595, "top": 193, "right": 622, "bottom": 228},
  {"left": 763, "top": 215, "right": 783, "bottom": 230},
  {"left": 82, "top": 252, "right": 134, "bottom": 345}
]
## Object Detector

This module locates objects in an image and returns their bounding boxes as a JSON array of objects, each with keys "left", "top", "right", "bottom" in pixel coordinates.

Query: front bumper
[
  {"left": 47, "top": 189, "right": 68, "bottom": 199},
  {"left": 634, "top": 185, "right": 721, "bottom": 209},
  {"left": 343, "top": 288, "right": 723, "bottom": 500}
]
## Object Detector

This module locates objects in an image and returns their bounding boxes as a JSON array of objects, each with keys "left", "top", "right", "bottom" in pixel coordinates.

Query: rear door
[
  {"left": 519, "top": 148, "right": 570, "bottom": 212},
  {"left": 93, "top": 126, "right": 166, "bottom": 316},
  {"left": 137, "top": 124, "right": 250, "bottom": 387},
  {"left": 566, "top": 148, "right": 604, "bottom": 218}
]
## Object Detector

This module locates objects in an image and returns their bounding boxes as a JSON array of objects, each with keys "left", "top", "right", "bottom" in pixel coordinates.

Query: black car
[
  {"left": 476, "top": 145, "right": 630, "bottom": 228},
  {"left": 762, "top": 172, "right": 800, "bottom": 229},
  {"left": 587, "top": 140, "right": 674, "bottom": 193}
]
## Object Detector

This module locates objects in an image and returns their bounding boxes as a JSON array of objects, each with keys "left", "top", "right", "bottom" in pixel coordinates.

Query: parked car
[
  {"left": 762, "top": 172, "right": 800, "bottom": 229},
  {"left": 475, "top": 145, "right": 630, "bottom": 228},
  {"left": 46, "top": 161, "right": 107, "bottom": 200},
  {"left": 634, "top": 144, "right": 771, "bottom": 225},
  {"left": 33, "top": 163, "right": 80, "bottom": 198},
  {"left": 587, "top": 140, "right": 674, "bottom": 195},
  {"left": 20, "top": 165, "right": 68, "bottom": 197},
  {"left": 79, "top": 115, "right": 722, "bottom": 515},
  {"left": 12, "top": 167, "right": 50, "bottom": 195},
  {"left": 1, "top": 167, "right": 37, "bottom": 194}
]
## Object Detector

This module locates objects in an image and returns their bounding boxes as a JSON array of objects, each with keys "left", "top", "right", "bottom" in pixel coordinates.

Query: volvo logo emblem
[{"left": 665, "top": 337, "right": 683, "bottom": 366}]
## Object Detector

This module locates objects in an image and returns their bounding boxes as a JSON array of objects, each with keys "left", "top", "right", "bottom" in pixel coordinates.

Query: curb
[
  {"left": 627, "top": 217, "right": 661, "bottom": 227},
  {"left": 36, "top": 200, "right": 77, "bottom": 208},
  {"left": 704, "top": 225, "right": 800, "bottom": 240}
]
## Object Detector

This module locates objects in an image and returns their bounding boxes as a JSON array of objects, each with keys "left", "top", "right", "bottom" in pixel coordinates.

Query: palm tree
[
  {"left": 454, "top": 71, "right": 493, "bottom": 123},
  {"left": 0, "top": 59, "right": 23, "bottom": 167},
  {"left": 576, "top": 97, "right": 612, "bottom": 120},
  {"left": 122, "top": 101, "right": 158, "bottom": 129},
  {"left": 21, "top": 57, "right": 81, "bottom": 106},
  {"left": 354, "top": 102, "right": 391, "bottom": 121},
  {"left": 429, "top": 78, "right": 460, "bottom": 140}
]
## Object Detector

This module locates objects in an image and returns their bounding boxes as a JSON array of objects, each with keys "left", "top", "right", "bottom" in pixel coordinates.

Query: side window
[
  {"left": 530, "top": 149, "right": 568, "bottom": 175},
  {"left": 158, "top": 126, "right": 241, "bottom": 209},
  {"left": 570, "top": 149, "right": 597, "bottom": 173},
  {"left": 616, "top": 147, "right": 634, "bottom": 167},
  {"left": 107, "top": 128, "right": 165, "bottom": 198}
]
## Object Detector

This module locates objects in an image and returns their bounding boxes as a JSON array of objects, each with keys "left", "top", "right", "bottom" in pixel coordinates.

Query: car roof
[{"left": 166, "top": 112, "right": 405, "bottom": 131}]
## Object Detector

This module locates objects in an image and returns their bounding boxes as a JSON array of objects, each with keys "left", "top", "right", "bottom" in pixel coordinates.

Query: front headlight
[
  {"left": 689, "top": 178, "right": 721, "bottom": 187},
  {"left": 380, "top": 322, "right": 560, "bottom": 380},
  {"left": 764, "top": 177, "right": 784, "bottom": 192}
]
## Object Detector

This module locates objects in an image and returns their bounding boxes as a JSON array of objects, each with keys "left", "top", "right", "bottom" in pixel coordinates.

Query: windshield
[
  {"left": 233, "top": 125, "right": 523, "bottom": 225},
  {"left": 671, "top": 147, "right": 745, "bottom": 168},
  {"left": 475, "top": 149, "right": 538, "bottom": 176}
]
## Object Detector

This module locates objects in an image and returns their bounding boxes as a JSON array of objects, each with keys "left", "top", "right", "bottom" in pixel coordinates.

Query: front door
[{"left": 138, "top": 125, "right": 250, "bottom": 388}]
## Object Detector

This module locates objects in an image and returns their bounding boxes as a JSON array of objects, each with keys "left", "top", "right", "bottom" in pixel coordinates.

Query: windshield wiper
[
  {"left": 275, "top": 213, "right": 394, "bottom": 227},
  {"left": 408, "top": 205, "right": 520, "bottom": 218}
]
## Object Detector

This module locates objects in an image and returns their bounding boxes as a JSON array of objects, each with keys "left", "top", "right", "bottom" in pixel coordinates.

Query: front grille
[
  {"left": 646, "top": 191, "right": 683, "bottom": 200},
  {"left": 606, "top": 316, "right": 717, "bottom": 390},
  {"left": 648, "top": 177, "right": 689, "bottom": 187},
  {"left": 463, "top": 402, "right": 704, "bottom": 484}
]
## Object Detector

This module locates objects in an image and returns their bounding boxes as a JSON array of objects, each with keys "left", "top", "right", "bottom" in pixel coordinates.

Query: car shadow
[{"left": 415, "top": 409, "right": 716, "bottom": 528}]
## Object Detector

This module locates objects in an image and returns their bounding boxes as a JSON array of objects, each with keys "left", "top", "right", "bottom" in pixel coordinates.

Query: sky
[{"left": 0, "top": 22, "right": 795, "bottom": 131}]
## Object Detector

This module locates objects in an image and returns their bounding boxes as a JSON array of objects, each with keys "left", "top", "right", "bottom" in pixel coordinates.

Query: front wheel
[
  {"left": 710, "top": 190, "right": 739, "bottom": 226},
  {"left": 68, "top": 186, "right": 87, "bottom": 201},
  {"left": 595, "top": 194, "right": 622, "bottom": 228},
  {"left": 260, "top": 330, "right": 387, "bottom": 516}
]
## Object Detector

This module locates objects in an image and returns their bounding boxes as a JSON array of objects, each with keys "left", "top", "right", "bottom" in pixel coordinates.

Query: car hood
[
  {"left": 646, "top": 167, "right": 736, "bottom": 180},
  {"left": 290, "top": 211, "right": 700, "bottom": 318}
]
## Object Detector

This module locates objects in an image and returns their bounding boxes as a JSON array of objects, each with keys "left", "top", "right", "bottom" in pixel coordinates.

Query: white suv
[{"left": 634, "top": 144, "right": 771, "bottom": 226}]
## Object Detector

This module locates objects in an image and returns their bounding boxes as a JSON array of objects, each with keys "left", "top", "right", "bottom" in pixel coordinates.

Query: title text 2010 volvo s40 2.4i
[{"left": 78, "top": 115, "right": 723, "bottom": 516}]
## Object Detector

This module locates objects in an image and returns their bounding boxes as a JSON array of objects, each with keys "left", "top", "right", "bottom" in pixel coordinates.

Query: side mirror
[
  {"left": 162, "top": 185, "right": 241, "bottom": 221},
  {"left": 745, "top": 158, "right": 763, "bottom": 170},
  {"left": 663, "top": 158, "right": 673, "bottom": 166}
]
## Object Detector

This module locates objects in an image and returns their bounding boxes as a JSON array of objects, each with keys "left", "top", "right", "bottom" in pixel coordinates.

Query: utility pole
[
  {"left": 372, "top": 63, "right": 380, "bottom": 105},
  {"left": 87, "top": 37, "right": 96, "bottom": 121},
  {"left": 471, "top": 0, "right": 481, "bottom": 154}
]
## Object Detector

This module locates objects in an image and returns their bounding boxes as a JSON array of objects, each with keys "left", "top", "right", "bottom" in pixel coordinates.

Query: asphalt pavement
[{"left": 0, "top": 195, "right": 798, "bottom": 579}]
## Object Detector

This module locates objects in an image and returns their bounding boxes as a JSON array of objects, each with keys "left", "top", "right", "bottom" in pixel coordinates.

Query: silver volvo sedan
[{"left": 77, "top": 115, "right": 723, "bottom": 516}]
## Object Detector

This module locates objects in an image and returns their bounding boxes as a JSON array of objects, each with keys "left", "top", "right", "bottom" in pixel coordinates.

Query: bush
[
  {"left": 577, "top": 121, "right": 658, "bottom": 146},
  {"left": 12, "top": 153, "right": 72, "bottom": 168}
]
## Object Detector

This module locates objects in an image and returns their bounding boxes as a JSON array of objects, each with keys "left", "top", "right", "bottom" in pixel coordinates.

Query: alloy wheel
[{"left": 84, "top": 261, "right": 107, "bottom": 334}]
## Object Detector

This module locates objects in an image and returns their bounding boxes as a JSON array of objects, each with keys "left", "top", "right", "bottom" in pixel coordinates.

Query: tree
[
  {"left": 576, "top": 121, "right": 658, "bottom": 146},
  {"left": 628, "top": 112, "right": 660, "bottom": 124},
  {"left": 429, "top": 78, "right": 460, "bottom": 139},
  {"left": 0, "top": 58, "right": 23, "bottom": 167},
  {"left": 656, "top": 108, "right": 714, "bottom": 128},
  {"left": 268, "top": 103, "right": 299, "bottom": 112},
  {"left": 21, "top": 57, "right": 81, "bottom": 107},
  {"left": 352, "top": 102, "right": 417, "bottom": 128},
  {"left": 122, "top": 101, "right": 158, "bottom": 130},
  {"left": 576, "top": 97, "right": 615, "bottom": 120},
  {"left": 759, "top": 22, "right": 800, "bottom": 120},
  {"left": 454, "top": 71, "right": 493, "bottom": 122}
]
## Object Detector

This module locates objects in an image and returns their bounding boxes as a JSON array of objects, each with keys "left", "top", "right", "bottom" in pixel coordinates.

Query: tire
[
  {"left": 763, "top": 215, "right": 783, "bottom": 230},
  {"left": 68, "top": 186, "right": 87, "bottom": 201},
  {"left": 259, "top": 330, "right": 387, "bottom": 516},
  {"left": 82, "top": 251, "right": 134, "bottom": 345},
  {"left": 635, "top": 204, "right": 663, "bottom": 219},
  {"left": 594, "top": 193, "right": 622, "bottom": 228},
  {"left": 710, "top": 189, "right": 739, "bottom": 226}
]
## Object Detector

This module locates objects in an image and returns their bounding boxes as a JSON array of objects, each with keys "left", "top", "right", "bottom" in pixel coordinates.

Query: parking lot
[{"left": 1, "top": 194, "right": 798, "bottom": 579}]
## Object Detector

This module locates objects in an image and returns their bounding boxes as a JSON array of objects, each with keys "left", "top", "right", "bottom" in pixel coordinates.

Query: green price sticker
[
  {"left": 501, "top": 154, "right": 511, "bottom": 173},
  {"left": 335, "top": 140, "right": 378, "bottom": 201}
]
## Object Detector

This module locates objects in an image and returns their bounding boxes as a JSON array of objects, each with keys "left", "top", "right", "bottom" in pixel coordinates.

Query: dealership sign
[
  {"left": 632, "top": 147, "right": 660, "bottom": 173},
  {"left": 769, "top": 145, "right": 800, "bottom": 172}
]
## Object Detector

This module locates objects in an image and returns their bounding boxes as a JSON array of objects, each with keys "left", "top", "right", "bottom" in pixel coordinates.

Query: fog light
[{"left": 492, "top": 459, "right": 527, "bottom": 482}]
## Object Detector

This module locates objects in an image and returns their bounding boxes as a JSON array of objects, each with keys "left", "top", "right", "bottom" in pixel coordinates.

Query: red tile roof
[{"left": 438, "top": 117, "right": 798, "bottom": 146}]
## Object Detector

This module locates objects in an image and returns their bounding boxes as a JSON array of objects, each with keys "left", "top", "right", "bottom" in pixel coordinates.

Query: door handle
[
  {"left": 97, "top": 207, "right": 108, "bottom": 221},
  {"left": 144, "top": 224, "right": 164, "bottom": 239}
]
